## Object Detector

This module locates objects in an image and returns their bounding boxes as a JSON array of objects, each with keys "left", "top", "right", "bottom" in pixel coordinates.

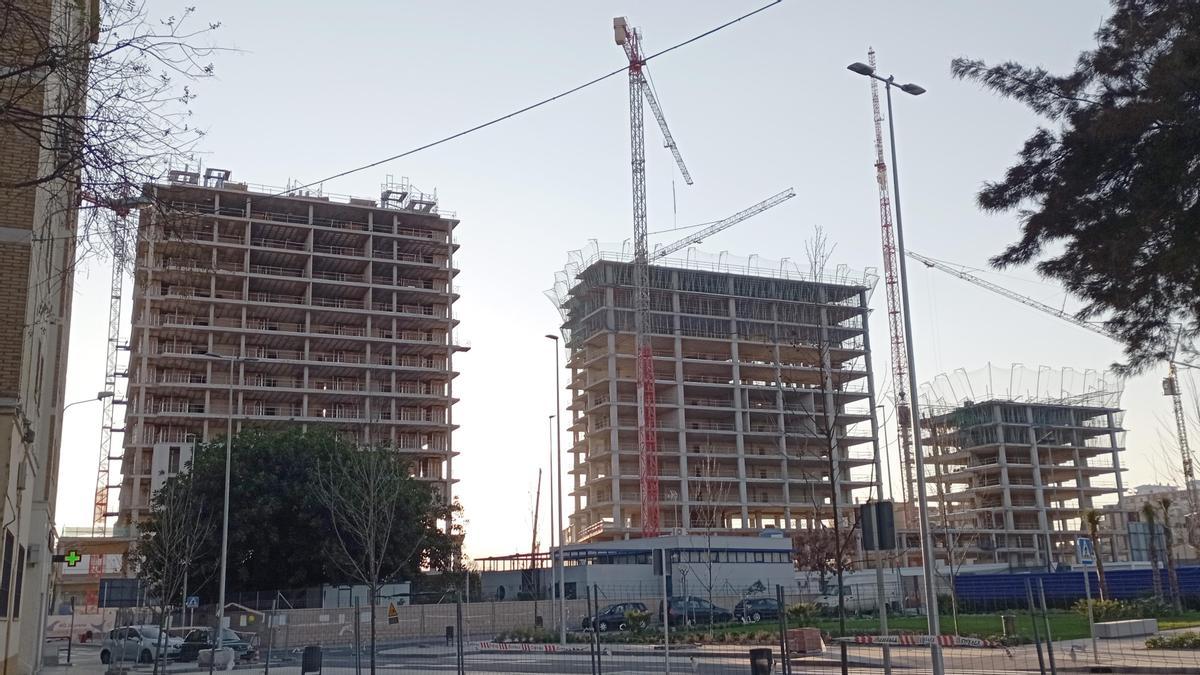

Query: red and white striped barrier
[
  {"left": 477, "top": 642, "right": 585, "bottom": 653},
  {"left": 841, "top": 634, "right": 1004, "bottom": 649}
]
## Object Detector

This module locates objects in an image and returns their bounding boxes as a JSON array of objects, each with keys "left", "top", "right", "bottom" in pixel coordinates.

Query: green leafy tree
[
  {"left": 951, "top": 0, "right": 1200, "bottom": 372},
  {"left": 141, "top": 428, "right": 459, "bottom": 601}
]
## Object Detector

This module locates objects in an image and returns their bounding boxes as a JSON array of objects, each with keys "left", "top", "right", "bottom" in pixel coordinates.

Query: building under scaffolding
[
  {"left": 548, "top": 243, "right": 881, "bottom": 543},
  {"left": 915, "top": 365, "right": 1130, "bottom": 567}
]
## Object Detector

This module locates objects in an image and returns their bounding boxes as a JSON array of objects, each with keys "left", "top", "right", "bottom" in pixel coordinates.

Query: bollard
[
  {"left": 445, "top": 625, "right": 454, "bottom": 646},
  {"left": 1002, "top": 614, "right": 1016, "bottom": 638},
  {"left": 749, "top": 647, "right": 774, "bottom": 675},
  {"left": 301, "top": 645, "right": 322, "bottom": 675}
]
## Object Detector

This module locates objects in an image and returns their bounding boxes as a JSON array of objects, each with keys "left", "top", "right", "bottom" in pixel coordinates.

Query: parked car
[
  {"left": 581, "top": 602, "right": 649, "bottom": 632},
  {"left": 176, "top": 627, "right": 257, "bottom": 662},
  {"left": 99, "top": 625, "right": 182, "bottom": 664},
  {"left": 658, "top": 596, "right": 733, "bottom": 627},
  {"left": 734, "top": 597, "right": 781, "bottom": 623}
]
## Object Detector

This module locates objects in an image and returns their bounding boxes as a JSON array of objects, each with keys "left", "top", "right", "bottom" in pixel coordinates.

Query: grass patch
[{"left": 594, "top": 612, "right": 1200, "bottom": 645}]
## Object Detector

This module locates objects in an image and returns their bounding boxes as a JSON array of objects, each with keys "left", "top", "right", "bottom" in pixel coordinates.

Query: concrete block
[{"left": 1094, "top": 619, "right": 1158, "bottom": 639}]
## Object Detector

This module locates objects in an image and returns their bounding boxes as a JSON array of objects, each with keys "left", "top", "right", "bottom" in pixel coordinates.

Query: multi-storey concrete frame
[
  {"left": 118, "top": 174, "right": 465, "bottom": 530},
  {"left": 556, "top": 255, "right": 879, "bottom": 543}
]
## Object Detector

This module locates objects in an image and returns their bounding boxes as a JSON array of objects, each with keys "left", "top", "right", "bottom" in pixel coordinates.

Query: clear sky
[{"left": 56, "top": 1, "right": 1196, "bottom": 559}]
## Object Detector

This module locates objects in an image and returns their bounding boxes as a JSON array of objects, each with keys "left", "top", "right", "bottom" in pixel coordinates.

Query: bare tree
[
  {"left": 130, "top": 479, "right": 216, "bottom": 675},
  {"left": 314, "top": 447, "right": 457, "bottom": 675},
  {"left": 0, "top": 0, "right": 221, "bottom": 265},
  {"left": 1158, "top": 497, "right": 1183, "bottom": 613},
  {"left": 688, "top": 449, "right": 731, "bottom": 635},
  {"left": 804, "top": 225, "right": 836, "bottom": 279}
]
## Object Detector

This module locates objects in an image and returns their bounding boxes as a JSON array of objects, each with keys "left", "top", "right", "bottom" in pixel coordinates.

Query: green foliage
[
  {"left": 950, "top": 0, "right": 1200, "bottom": 372},
  {"left": 787, "top": 602, "right": 822, "bottom": 624},
  {"left": 624, "top": 609, "right": 650, "bottom": 633},
  {"left": 139, "top": 428, "right": 457, "bottom": 599},
  {"left": 1147, "top": 632, "right": 1200, "bottom": 650},
  {"left": 1073, "top": 597, "right": 1175, "bottom": 621}
]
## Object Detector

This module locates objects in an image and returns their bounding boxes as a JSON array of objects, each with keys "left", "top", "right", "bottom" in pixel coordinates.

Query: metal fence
[{"left": 50, "top": 573, "right": 1200, "bottom": 674}]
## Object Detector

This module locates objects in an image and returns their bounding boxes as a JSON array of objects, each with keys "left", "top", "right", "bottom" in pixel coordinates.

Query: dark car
[
  {"left": 176, "top": 627, "right": 256, "bottom": 662},
  {"left": 658, "top": 596, "right": 733, "bottom": 627},
  {"left": 581, "top": 602, "right": 648, "bottom": 632},
  {"left": 734, "top": 597, "right": 781, "bottom": 623}
]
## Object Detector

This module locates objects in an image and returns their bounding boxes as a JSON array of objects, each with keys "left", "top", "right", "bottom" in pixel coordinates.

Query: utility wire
[
  {"left": 31, "top": 1, "right": 784, "bottom": 245},
  {"left": 275, "top": 0, "right": 782, "bottom": 197}
]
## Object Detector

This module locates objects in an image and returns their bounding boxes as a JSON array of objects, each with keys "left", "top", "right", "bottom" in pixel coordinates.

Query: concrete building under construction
[
  {"left": 549, "top": 244, "right": 881, "bottom": 543},
  {"left": 117, "top": 169, "right": 465, "bottom": 532},
  {"left": 917, "top": 366, "right": 1129, "bottom": 567}
]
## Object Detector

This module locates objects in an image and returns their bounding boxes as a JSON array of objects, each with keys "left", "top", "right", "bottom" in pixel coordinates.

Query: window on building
[
  {"left": 12, "top": 546, "right": 25, "bottom": 618},
  {"left": 168, "top": 446, "right": 181, "bottom": 473},
  {"left": 0, "top": 530, "right": 12, "bottom": 617}
]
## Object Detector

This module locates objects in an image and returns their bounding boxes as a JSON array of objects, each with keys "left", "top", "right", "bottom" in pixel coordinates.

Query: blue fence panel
[{"left": 953, "top": 566, "right": 1200, "bottom": 605}]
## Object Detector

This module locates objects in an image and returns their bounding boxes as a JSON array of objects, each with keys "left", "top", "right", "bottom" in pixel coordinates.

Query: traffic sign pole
[{"left": 1077, "top": 537, "right": 1100, "bottom": 664}]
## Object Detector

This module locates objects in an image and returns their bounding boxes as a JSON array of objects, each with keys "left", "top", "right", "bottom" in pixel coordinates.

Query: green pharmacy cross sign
[{"left": 52, "top": 550, "right": 82, "bottom": 567}]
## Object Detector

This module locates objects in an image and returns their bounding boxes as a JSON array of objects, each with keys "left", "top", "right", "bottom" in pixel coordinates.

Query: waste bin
[
  {"left": 445, "top": 625, "right": 454, "bottom": 645},
  {"left": 1001, "top": 614, "right": 1016, "bottom": 637},
  {"left": 301, "top": 645, "right": 322, "bottom": 675},
  {"left": 749, "top": 647, "right": 774, "bottom": 674}
]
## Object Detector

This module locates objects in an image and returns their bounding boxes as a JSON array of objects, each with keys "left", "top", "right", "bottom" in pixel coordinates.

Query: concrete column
[
  {"left": 1107, "top": 410, "right": 1130, "bottom": 561},
  {"left": 727, "top": 281, "right": 749, "bottom": 528},
  {"left": 671, "top": 272, "right": 690, "bottom": 532},
  {"left": 604, "top": 285, "right": 622, "bottom": 532},
  {"left": 1025, "top": 406, "right": 1053, "bottom": 568}
]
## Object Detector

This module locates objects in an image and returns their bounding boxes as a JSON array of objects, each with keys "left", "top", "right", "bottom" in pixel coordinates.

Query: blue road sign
[
  {"left": 1076, "top": 536, "right": 1096, "bottom": 566},
  {"left": 185, "top": 596, "right": 200, "bottom": 609}
]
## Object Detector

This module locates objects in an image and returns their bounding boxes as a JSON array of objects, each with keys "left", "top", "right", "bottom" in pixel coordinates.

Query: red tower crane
[
  {"left": 866, "top": 48, "right": 916, "bottom": 506},
  {"left": 614, "top": 16, "right": 693, "bottom": 537}
]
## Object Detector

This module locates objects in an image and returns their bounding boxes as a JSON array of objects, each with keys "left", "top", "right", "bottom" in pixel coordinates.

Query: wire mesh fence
[{"left": 49, "top": 571, "right": 1200, "bottom": 674}]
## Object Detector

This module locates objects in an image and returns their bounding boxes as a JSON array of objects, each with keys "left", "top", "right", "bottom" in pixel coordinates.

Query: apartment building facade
[
  {"left": 551, "top": 249, "right": 880, "bottom": 543},
  {"left": 118, "top": 170, "right": 465, "bottom": 530},
  {"left": 0, "top": 0, "right": 96, "bottom": 671},
  {"left": 923, "top": 398, "right": 1128, "bottom": 567}
]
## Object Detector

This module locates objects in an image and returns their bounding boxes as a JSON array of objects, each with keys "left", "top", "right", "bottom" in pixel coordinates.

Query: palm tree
[
  {"left": 1083, "top": 509, "right": 1109, "bottom": 600},
  {"left": 1142, "top": 503, "right": 1164, "bottom": 600},
  {"left": 1158, "top": 497, "right": 1183, "bottom": 613}
]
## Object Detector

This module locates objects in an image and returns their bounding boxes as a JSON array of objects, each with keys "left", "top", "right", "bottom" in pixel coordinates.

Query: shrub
[
  {"left": 787, "top": 602, "right": 822, "bottom": 624},
  {"left": 625, "top": 609, "right": 650, "bottom": 634},
  {"left": 1074, "top": 597, "right": 1177, "bottom": 622},
  {"left": 1146, "top": 632, "right": 1200, "bottom": 650}
]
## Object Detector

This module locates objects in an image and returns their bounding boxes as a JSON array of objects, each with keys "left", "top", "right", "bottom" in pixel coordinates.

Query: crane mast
[
  {"left": 616, "top": 17, "right": 687, "bottom": 537},
  {"left": 907, "top": 248, "right": 1200, "bottom": 537},
  {"left": 867, "top": 48, "right": 916, "bottom": 505}
]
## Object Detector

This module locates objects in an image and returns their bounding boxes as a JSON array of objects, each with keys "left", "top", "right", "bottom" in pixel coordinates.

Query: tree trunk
[
  {"left": 1163, "top": 527, "right": 1183, "bottom": 614},
  {"left": 369, "top": 586, "right": 377, "bottom": 675},
  {"left": 1094, "top": 536, "right": 1108, "bottom": 600},
  {"left": 1148, "top": 528, "right": 1163, "bottom": 600}
]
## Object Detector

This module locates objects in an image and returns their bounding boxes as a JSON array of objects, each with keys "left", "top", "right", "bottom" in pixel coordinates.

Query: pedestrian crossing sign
[
  {"left": 1076, "top": 536, "right": 1096, "bottom": 565},
  {"left": 387, "top": 602, "right": 399, "bottom": 625}
]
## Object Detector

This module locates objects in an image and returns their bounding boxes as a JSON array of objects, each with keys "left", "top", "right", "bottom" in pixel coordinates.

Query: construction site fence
[{"left": 52, "top": 578, "right": 1200, "bottom": 674}]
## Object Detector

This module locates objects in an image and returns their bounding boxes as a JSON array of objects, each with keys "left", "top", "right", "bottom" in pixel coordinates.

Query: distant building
[
  {"left": 1123, "top": 483, "right": 1196, "bottom": 562},
  {"left": 548, "top": 244, "right": 880, "bottom": 543},
  {"left": 917, "top": 366, "right": 1129, "bottom": 568},
  {"left": 477, "top": 534, "right": 795, "bottom": 605},
  {"left": 118, "top": 170, "right": 466, "bottom": 533}
]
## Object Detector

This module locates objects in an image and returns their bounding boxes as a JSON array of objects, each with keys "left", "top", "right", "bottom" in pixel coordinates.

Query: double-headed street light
[
  {"left": 847, "top": 58, "right": 943, "bottom": 675},
  {"left": 201, "top": 351, "right": 257, "bottom": 647}
]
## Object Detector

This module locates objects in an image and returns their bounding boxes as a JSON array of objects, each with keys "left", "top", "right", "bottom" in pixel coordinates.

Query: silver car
[{"left": 100, "top": 625, "right": 182, "bottom": 664}]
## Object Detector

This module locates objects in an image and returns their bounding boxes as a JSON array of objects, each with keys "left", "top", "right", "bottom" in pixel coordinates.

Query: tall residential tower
[
  {"left": 550, "top": 245, "right": 880, "bottom": 543},
  {"left": 117, "top": 170, "right": 465, "bottom": 532}
]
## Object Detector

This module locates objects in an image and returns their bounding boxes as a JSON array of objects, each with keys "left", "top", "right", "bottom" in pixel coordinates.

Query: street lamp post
[
  {"left": 544, "top": 334, "right": 566, "bottom": 646},
  {"left": 847, "top": 59, "right": 943, "bottom": 675},
  {"left": 63, "top": 391, "right": 115, "bottom": 413},
  {"left": 546, "top": 413, "right": 557, "bottom": 629},
  {"left": 201, "top": 351, "right": 257, "bottom": 656}
]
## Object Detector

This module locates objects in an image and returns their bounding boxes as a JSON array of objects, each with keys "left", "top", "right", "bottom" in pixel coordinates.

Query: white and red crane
[{"left": 866, "top": 48, "right": 917, "bottom": 506}]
